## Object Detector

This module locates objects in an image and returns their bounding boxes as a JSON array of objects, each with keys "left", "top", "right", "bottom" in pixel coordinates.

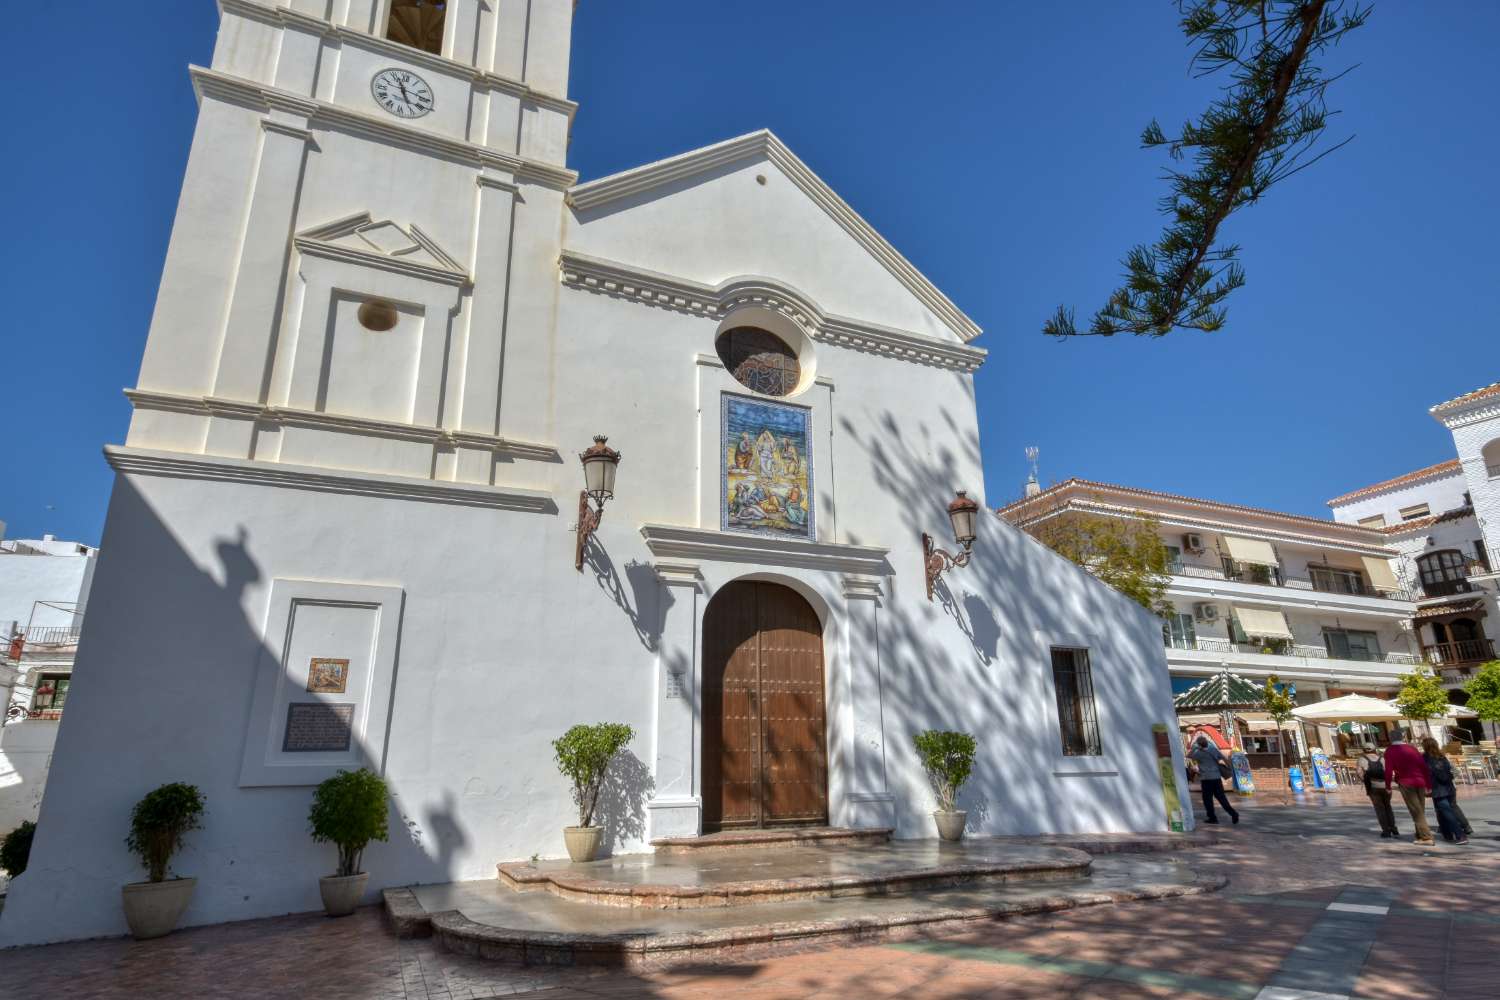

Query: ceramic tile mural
[{"left": 721, "top": 393, "right": 814, "bottom": 539}]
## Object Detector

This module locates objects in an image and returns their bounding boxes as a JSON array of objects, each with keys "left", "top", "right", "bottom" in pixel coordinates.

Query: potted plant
[
  {"left": 1, "top": 819, "right": 36, "bottom": 878},
  {"left": 913, "top": 730, "right": 977, "bottom": 842},
  {"left": 553, "top": 722, "right": 635, "bottom": 862},
  {"left": 308, "top": 768, "right": 389, "bottom": 917},
  {"left": 121, "top": 782, "right": 205, "bottom": 939}
]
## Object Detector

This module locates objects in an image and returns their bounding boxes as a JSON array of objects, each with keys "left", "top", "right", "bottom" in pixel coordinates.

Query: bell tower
[{"left": 126, "top": 0, "right": 578, "bottom": 480}]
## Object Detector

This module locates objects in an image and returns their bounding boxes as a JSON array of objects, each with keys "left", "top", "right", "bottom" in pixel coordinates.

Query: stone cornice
[
  {"left": 559, "top": 251, "right": 987, "bottom": 374},
  {"left": 217, "top": 0, "right": 577, "bottom": 118},
  {"left": 567, "top": 130, "right": 981, "bottom": 345},
  {"left": 1434, "top": 396, "right": 1500, "bottom": 429},
  {"left": 294, "top": 236, "right": 470, "bottom": 287},
  {"left": 190, "top": 67, "right": 577, "bottom": 190},
  {"left": 124, "top": 389, "right": 559, "bottom": 463},
  {"left": 640, "top": 524, "right": 891, "bottom": 576},
  {"left": 105, "top": 446, "right": 556, "bottom": 513}
]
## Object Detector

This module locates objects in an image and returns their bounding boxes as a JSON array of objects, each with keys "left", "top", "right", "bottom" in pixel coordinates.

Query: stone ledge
[
  {"left": 399, "top": 864, "right": 1228, "bottom": 970},
  {"left": 496, "top": 845, "right": 1092, "bottom": 910},
  {"left": 650, "top": 827, "right": 893, "bottom": 855},
  {"left": 381, "top": 887, "right": 431, "bottom": 939},
  {"left": 991, "top": 830, "right": 1230, "bottom": 855}
]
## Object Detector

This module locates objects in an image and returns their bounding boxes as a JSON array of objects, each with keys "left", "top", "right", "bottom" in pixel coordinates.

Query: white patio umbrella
[
  {"left": 1381, "top": 699, "right": 1478, "bottom": 720},
  {"left": 1291, "top": 693, "right": 1403, "bottom": 723}
]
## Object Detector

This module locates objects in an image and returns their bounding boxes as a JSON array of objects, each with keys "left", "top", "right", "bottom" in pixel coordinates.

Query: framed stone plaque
[
  {"left": 282, "top": 703, "right": 354, "bottom": 753},
  {"left": 307, "top": 657, "right": 350, "bottom": 693}
]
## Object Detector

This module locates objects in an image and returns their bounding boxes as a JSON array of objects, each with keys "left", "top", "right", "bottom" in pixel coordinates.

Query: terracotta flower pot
[
  {"left": 319, "top": 872, "right": 370, "bottom": 917},
  {"left": 933, "top": 810, "right": 967, "bottom": 842},
  {"left": 121, "top": 877, "right": 197, "bottom": 940},
  {"left": 563, "top": 825, "right": 603, "bottom": 862}
]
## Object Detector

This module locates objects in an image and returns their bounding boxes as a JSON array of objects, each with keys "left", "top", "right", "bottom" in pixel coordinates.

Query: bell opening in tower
[{"left": 386, "top": 0, "right": 447, "bottom": 56}]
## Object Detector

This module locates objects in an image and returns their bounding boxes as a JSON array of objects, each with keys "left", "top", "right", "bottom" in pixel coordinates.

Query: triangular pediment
[
  {"left": 567, "top": 131, "right": 980, "bottom": 344},
  {"left": 296, "top": 212, "right": 467, "bottom": 282}
]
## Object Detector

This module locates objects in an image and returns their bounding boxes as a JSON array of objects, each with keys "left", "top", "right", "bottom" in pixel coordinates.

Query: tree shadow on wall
[{"left": 595, "top": 750, "right": 654, "bottom": 856}]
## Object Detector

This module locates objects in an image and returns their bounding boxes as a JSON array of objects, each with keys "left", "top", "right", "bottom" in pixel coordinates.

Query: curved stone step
[
  {"left": 651, "top": 826, "right": 892, "bottom": 855},
  {"left": 496, "top": 841, "right": 1091, "bottom": 909},
  {"left": 384, "top": 856, "right": 1226, "bottom": 968}
]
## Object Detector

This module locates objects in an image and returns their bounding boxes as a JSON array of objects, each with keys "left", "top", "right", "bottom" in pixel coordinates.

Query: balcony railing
[
  {"left": 1169, "top": 563, "right": 1411, "bottom": 601},
  {"left": 20, "top": 625, "right": 82, "bottom": 646},
  {"left": 1165, "top": 636, "right": 1421, "bottom": 666},
  {"left": 1422, "top": 638, "right": 1496, "bottom": 668}
]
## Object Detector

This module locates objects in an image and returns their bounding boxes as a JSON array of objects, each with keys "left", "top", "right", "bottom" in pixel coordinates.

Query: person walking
[
  {"left": 1359, "top": 747, "right": 1400, "bottom": 838},
  {"left": 1187, "top": 734, "right": 1239, "bottom": 825},
  {"left": 1384, "top": 729, "right": 1434, "bottom": 845},
  {"left": 1421, "top": 737, "right": 1470, "bottom": 845}
]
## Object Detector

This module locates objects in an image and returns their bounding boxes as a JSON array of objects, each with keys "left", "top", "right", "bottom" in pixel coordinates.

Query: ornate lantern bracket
[
  {"left": 575, "top": 435, "right": 621, "bottom": 571},
  {"left": 923, "top": 490, "right": 979, "bottom": 601}
]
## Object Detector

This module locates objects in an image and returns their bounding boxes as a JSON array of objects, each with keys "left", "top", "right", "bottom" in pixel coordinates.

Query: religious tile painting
[
  {"left": 306, "top": 657, "right": 350, "bottom": 694},
  {"left": 721, "top": 393, "right": 814, "bottom": 540}
]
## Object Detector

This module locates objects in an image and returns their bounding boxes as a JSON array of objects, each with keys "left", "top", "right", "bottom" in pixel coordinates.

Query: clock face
[{"left": 370, "top": 69, "right": 434, "bottom": 119}]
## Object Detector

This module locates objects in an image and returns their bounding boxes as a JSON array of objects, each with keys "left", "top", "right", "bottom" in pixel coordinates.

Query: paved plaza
[{"left": 4, "top": 785, "right": 1498, "bottom": 1000}]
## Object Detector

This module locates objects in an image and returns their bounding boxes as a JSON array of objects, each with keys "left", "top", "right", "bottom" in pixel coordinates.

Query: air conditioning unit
[
  {"left": 1183, "top": 532, "right": 1206, "bottom": 554},
  {"left": 1194, "top": 602, "right": 1220, "bottom": 622}
]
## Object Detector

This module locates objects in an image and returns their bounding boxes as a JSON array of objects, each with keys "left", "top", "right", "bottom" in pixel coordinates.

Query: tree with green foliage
[
  {"left": 1395, "top": 667, "right": 1449, "bottom": 738},
  {"left": 125, "top": 783, "right": 206, "bottom": 883},
  {"left": 1, "top": 820, "right": 35, "bottom": 877},
  {"left": 1046, "top": 0, "right": 1370, "bottom": 339},
  {"left": 912, "top": 730, "right": 978, "bottom": 813},
  {"left": 553, "top": 723, "right": 635, "bottom": 829},
  {"left": 1261, "top": 674, "right": 1297, "bottom": 799},
  {"left": 308, "top": 769, "right": 390, "bottom": 878},
  {"left": 1463, "top": 660, "right": 1500, "bottom": 734},
  {"left": 1028, "top": 511, "right": 1174, "bottom": 615}
]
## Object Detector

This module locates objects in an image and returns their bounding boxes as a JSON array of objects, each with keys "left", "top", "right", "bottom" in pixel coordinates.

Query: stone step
[
  {"left": 650, "top": 826, "right": 892, "bottom": 855},
  {"left": 498, "top": 841, "right": 1090, "bottom": 910},
  {"left": 384, "top": 855, "right": 1226, "bottom": 969}
]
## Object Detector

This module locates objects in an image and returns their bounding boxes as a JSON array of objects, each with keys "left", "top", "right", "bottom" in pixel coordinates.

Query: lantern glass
[
  {"left": 580, "top": 435, "right": 620, "bottom": 502},
  {"left": 951, "top": 506, "right": 976, "bottom": 546}
]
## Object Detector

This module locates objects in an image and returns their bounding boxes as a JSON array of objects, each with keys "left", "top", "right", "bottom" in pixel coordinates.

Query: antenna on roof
[{"left": 1024, "top": 446, "right": 1041, "bottom": 498}]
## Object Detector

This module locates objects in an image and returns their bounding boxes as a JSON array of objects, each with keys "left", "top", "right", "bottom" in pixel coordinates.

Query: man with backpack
[
  {"left": 1187, "top": 733, "right": 1239, "bottom": 825},
  {"left": 1384, "top": 729, "right": 1435, "bottom": 845},
  {"left": 1359, "top": 746, "right": 1399, "bottom": 838}
]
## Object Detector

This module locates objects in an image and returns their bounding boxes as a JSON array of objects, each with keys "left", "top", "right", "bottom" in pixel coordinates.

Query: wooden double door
[{"left": 702, "top": 581, "right": 828, "bottom": 830}]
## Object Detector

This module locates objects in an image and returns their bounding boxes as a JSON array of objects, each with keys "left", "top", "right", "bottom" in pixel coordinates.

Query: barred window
[
  {"left": 716, "top": 327, "right": 799, "bottom": 397},
  {"left": 1050, "top": 647, "right": 1102, "bottom": 757}
]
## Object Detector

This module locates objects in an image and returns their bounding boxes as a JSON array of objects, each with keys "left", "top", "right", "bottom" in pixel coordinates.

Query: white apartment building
[
  {"left": 0, "top": 532, "right": 99, "bottom": 836},
  {"left": 1327, "top": 381, "right": 1500, "bottom": 739},
  {"left": 999, "top": 480, "right": 1422, "bottom": 763}
]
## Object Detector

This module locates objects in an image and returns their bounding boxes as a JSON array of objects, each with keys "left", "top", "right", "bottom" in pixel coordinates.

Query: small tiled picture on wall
[{"left": 306, "top": 657, "right": 350, "bottom": 694}]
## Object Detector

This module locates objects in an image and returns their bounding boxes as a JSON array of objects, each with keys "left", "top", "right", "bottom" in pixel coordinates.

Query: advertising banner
[{"left": 1230, "top": 750, "right": 1255, "bottom": 795}]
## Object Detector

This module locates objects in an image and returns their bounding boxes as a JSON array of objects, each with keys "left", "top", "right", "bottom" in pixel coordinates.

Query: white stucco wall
[
  {"left": 0, "top": 0, "right": 1188, "bottom": 946},
  {"left": 1329, "top": 469, "right": 1470, "bottom": 527}
]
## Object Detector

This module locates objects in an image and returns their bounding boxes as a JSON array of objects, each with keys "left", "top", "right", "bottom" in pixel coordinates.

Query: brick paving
[{"left": 2, "top": 785, "right": 1498, "bottom": 999}]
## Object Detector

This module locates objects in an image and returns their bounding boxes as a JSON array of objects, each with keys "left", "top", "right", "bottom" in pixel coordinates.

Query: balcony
[
  {"left": 1421, "top": 638, "right": 1496, "bottom": 670},
  {"left": 1162, "top": 635, "right": 1421, "bottom": 680},
  {"left": 1169, "top": 562, "right": 1411, "bottom": 601}
]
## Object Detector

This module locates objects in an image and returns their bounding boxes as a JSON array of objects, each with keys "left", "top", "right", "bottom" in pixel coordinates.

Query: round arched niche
[{"left": 713, "top": 305, "right": 817, "bottom": 398}]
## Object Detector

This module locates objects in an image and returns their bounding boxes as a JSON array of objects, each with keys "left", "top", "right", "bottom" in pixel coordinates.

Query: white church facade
[{"left": 1, "top": 0, "right": 1187, "bottom": 945}]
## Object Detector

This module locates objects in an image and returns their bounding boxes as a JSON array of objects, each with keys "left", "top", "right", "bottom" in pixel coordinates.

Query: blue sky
[{"left": 4, "top": 3, "right": 1495, "bottom": 545}]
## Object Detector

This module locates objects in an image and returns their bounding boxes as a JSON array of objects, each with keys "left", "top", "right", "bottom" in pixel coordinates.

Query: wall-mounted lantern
[
  {"left": 575, "top": 435, "right": 621, "bottom": 571},
  {"left": 923, "top": 490, "right": 979, "bottom": 600}
]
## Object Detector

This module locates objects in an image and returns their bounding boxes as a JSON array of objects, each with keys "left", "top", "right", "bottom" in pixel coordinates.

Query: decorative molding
[
  {"left": 190, "top": 67, "right": 577, "bottom": 191},
  {"left": 105, "top": 445, "right": 557, "bottom": 513},
  {"left": 124, "top": 389, "right": 559, "bottom": 462},
  {"left": 568, "top": 130, "right": 981, "bottom": 344},
  {"left": 260, "top": 118, "right": 315, "bottom": 142},
  {"left": 1436, "top": 398, "right": 1500, "bottom": 429},
  {"left": 217, "top": 0, "right": 577, "bottom": 117},
  {"left": 640, "top": 524, "right": 890, "bottom": 576},
  {"left": 841, "top": 575, "right": 885, "bottom": 600},
  {"left": 294, "top": 211, "right": 471, "bottom": 286},
  {"left": 652, "top": 561, "right": 706, "bottom": 590},
  {"left": 560, "top": 251, "right": 987, "bottom": 374}
]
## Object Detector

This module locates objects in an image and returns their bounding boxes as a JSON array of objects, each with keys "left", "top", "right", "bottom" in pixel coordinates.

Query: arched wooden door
[{"left": 702, "top": 581, "right": 828, "bottom": 830}]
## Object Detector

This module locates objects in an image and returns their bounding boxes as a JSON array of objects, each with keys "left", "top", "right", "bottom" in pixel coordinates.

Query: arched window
[
  {"left": 1416, "top": 549, "right": 1468, "bottom": 597},
  {"left": 1483, "top": 438, "right": 1500, "bottom": 479},
  {"left": 716, "top": 327, "right": 800, "bottom": 397}
]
